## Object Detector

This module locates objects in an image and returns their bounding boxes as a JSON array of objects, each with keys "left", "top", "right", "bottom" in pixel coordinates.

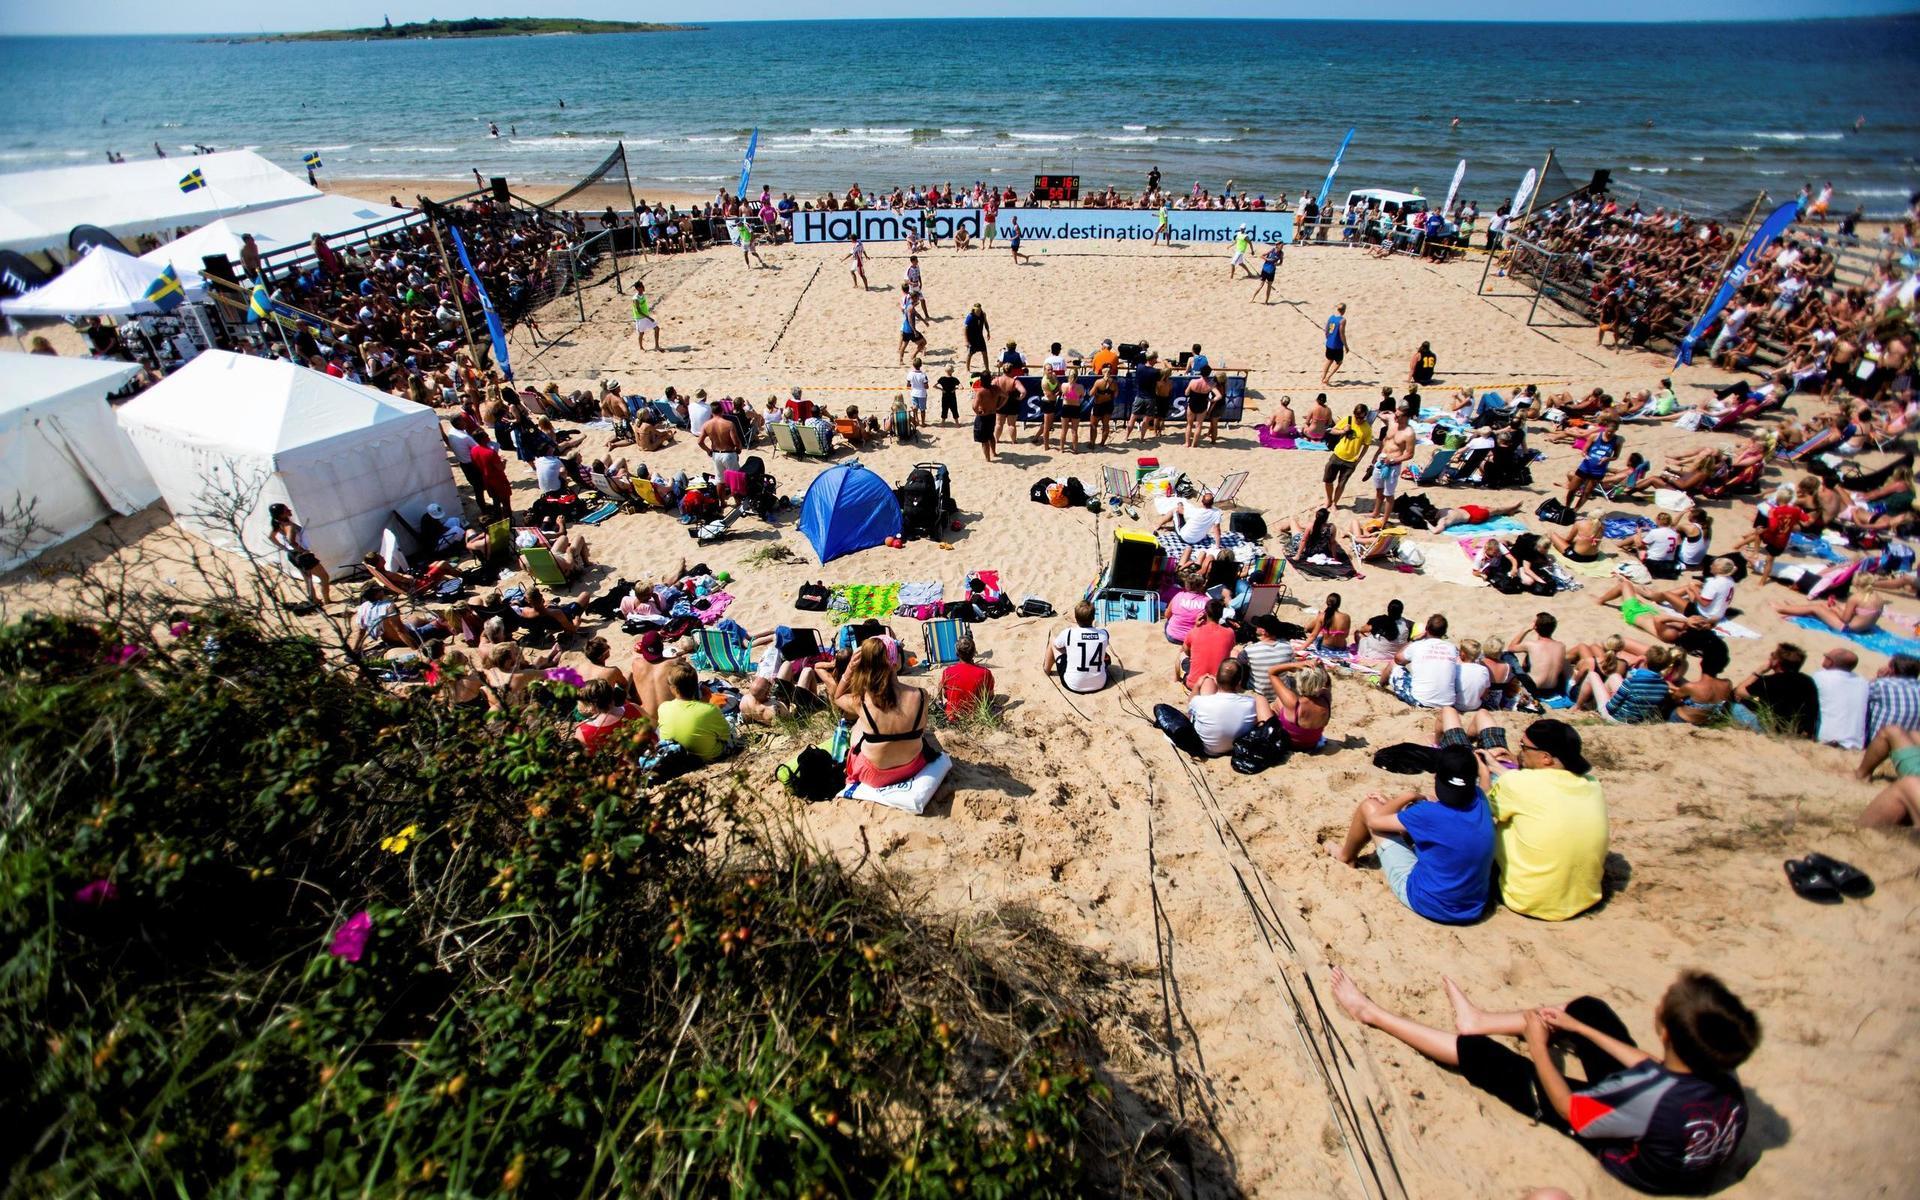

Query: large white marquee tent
[
  {"left": 0, "top": 151, "right": 319, "bottom": 257},
  {"left": 0, "top": 353, "right": 159, "bottom": 573},
  {"left": 140, "top": 194, "right": 421, "bottom": 290},
  {"left": 118, "top": 352, "right": 457, "bottom": 575},
  {"left": 0, "top": 245, "right": 167, "bottom": 318}
]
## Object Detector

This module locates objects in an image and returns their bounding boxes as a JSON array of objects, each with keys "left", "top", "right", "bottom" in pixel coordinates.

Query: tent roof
[
  {"left": 0, "top": 150, "right": 319, "bottom": 256},
  {"left": 0, "top": 352, "right": 141, "bottom": 417},
  {"left": 118, "top": 351, "right": 431, "bottom": 456},
  {"left": 141, "top": 194, "right": 420, "bottom": 286},
  {"left": 0, "top": 245, "right": 165, "bottom": 318},
  {"left": 799, "top": 462, "right": 901, "bottom": 564}
]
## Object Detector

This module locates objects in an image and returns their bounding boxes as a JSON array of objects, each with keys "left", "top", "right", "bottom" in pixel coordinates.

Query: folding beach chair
[
  {"left": 772, "top": 423, "right": 805, "bottom": 457},
  {"left": 1101, "top": 465, "right": 1135, "bottom": 509},
  {"left": 797, "top": 424, "right": 834, "bottom": 457},
  {"left": 835, "top": 621, "right": 899, "bottom": 652},
  {"left": 921, "top": 617, "right": 971, "bottom": 667},
  {"left": 517, "top": 543, "right": 570, "bottom": 588},
  {"left": 690, "top": 626, "right": 755, "bottom": 675},
  {"left": 485, "top": 519, "right": 514, "bottom": 566},
  {"left": 1211, "top": 470, "right": 1250, "bottom": 508},
  {"left": 1412, "top": 447, "right": 1458, "bottom": 486},
  {"left": 590, "top": 470, "right": 643, "bottom": 511},
  {"left": 631, "top": 476, "right": 667, "bottom": 507}
]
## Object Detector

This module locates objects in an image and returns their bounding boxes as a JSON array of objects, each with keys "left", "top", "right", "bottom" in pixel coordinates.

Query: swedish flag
[
  {"left": 143, "top": 264, "right": 185, "bottom": 313},
  {"left": 303, "top": 152, "right": 323, "bottom": 169},
  {"left": 248, "top": 283, "right": 272, "bottom": 322},
  {"left": 178, "top": 168, "right": 206, "bottom": 193}
]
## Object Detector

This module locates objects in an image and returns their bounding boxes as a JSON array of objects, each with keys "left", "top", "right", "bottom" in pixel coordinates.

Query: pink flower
[
  {"left": 328, "top": 910, "right": 372, "bottom": 962},
  {"left": 169, "top": 620, "right": 192, "bottom": 637},
  {"left": 108, "top": 644, "right": 146, "bottom": 666},
  {"left": 73, "top": 879, "right": 119, "bottom": 906},
  {"left": 545, "top": 667, "right": 585, "bottom": 688}
]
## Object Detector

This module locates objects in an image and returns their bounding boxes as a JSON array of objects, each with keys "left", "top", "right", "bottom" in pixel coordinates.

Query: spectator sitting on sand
[
  {"left": 1328, "top": 967, "right": 1760, "bottom": 1196},
  {"left": 1459, "top": 713, "right": 1608, "bottom": 922},
  {"left": 1328, "top": 744, "right": 1493, "bottom": 924}
]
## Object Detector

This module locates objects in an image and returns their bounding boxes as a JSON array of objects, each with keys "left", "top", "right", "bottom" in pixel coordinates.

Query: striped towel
[{"left": 1156, "top": 531, "right": 1248, "bottom": 556}]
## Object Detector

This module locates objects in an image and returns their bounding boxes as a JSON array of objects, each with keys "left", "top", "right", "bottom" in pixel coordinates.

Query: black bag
[
  {"left": 1154, "top": 703, "right": 1210, "bottom": 759},
  {"left": 1063, "top": 477, "right": 1089, "bottom": 508},
  {"left": 1535, "top": 498, "right": 1575, "bottom": 526},
  {"left": 1393, "top": 493, "right": 1441, "bottom": 531},
  {"left": 1029, "top": 477, "right": 1055, "bottom": 504},
  {"left": 1229, "top": 510, "right": 1268, "bottom": 540},
  {"left": 1372, "top": 743, "right": 1437, "bottom": 774},
  {"left": 1230, "top": 717, "right": 1292, "bottom": 775},
  {"left": 898, "top": 467, "right": 941, "bottom": 539},
  {"left": 795, "top": 581, "right": 831, "bottom": 611},
  {"left": 1018, "top": 596, "right": 1055, "bottom": 618},
  {"left": 777, "top": 746, "right": 844, "bottom": 803}
]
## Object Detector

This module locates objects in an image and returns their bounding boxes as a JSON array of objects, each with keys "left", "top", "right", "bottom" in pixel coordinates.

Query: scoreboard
[{"left": 1033, "top": 174, "right": 1080, "bottom": 202}]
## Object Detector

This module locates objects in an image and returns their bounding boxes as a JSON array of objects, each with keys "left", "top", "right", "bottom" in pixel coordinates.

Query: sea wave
[
  {"left": 313, "top": 143, "right": 354, "bottom": 151},
  {"left": 369, "top": 146, "right": 459, "bottom": 153},
  {"left": 1753, "top": 131, "right": 1844, "bottom": 141},
  {"left": 1104, "top": 135, "right": 1159, "bottom": 143},
  {"left": 509, "top": 137, "right": 619, "bottom": 147},
  {"left": 685, "top": 135, "right": 740, "bottom": 144},
  {"left": 1627, "top": 166, "right": 1672, "bottom": 174},
  {"left": 1008, "top": 132, "right": 1078, "bottom": 142}
]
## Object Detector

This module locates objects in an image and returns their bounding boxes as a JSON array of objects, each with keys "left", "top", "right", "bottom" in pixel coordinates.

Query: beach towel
[
  {"left": 1601, "top": 514, "right": 1655, "bottom": 540},
  {"left": 1258, "top": 428, "right": 1300, "bottom": 450},
  {"left": 577, "top": 500, "right": 621, "bottom": 525},
  {"left": 1552, "top": 550, "right": 1619, "bottom": 580},
  {"left": 1715, "top": 619, "right": 1763, "bottom": 640},
  {"left": 1292, "top": 439, "right": 1329, "bottom": 452},
  {"left": 693, "top": 592, "right": 735, "bottom": 626},
  {"left": 1419, "top": 540, "right": 1486, "bottom": 589},
  {"left": 1788, "top": 532, "right": 1848, "bottom": 563},
  {"left": 897, "top": 579, "right": 944, "bottom": 608},
  {"left": 834, "top": 583, "right": 902, "bottom": 621},
  {"left": 1440, "top": 515, "right": 1529, "bottom": 538},
  {"left": 1156, "top": 531, "right": 1250, "bottom": 557},
  {"left": 1785, "top": 616, "right": 1920, "bottom": 657},
  {"left": 841, "top": 751, "right": 952, "bottom": 815}
]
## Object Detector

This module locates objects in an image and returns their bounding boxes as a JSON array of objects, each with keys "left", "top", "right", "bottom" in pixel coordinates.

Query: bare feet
[
  {"left": 1328, "top": 966, "right": 1378, "bottom": 1024},
  {"left": 1443, "top": 975, "right": 1495, "bottom": 1036},
  {"left": 1324, "top": 841, "right": 1352, "bottom": 865}
]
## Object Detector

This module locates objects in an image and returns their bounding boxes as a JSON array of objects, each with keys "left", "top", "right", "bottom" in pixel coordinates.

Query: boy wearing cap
[
  {"left": 1329, "top": 744, "right": 1495, "bottom": 924},
  {"left": 1474, "top": 717, "right": 1609, "bottom": 921}
]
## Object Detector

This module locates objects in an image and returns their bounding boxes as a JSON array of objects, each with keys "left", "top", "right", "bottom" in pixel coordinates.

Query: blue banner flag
[
  {"left": 1674, "top": 200, "right": 1799, "bottom": 366},
  {"left": 736, "top": 127, "right": 758, "bottom": 201},
  {"left": 447, "top": 226, "right": 512, "bottom": 382},
  {"left": 178, "top": 169, "right": 206, "bottom": 193},
  {"left": 142, "top": 264, "right": 185, "bottom": 312},
  {"left": 1316, "top": 128, "right": 1355, "bottom": 209}
]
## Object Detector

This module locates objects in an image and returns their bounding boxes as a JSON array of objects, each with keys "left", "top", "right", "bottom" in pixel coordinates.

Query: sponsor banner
[
  {"left": 788, "top": 207, "right": 1294, "bottom": 246},
  {"left": 996, "top": 371, "right": 1247, "bottom": 424}
]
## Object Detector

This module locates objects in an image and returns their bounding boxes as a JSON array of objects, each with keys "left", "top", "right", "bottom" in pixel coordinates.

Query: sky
[{"left": 0, "top": 0, "right": 1912, "bottom": 35}]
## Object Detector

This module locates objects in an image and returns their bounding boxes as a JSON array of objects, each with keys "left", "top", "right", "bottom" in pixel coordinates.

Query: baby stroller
[
  {"left": 897, "top": 462, "right": 956, "bottom": 541},
  {"left": 738, "top": 454, "right": 785, "bottom": 519}
]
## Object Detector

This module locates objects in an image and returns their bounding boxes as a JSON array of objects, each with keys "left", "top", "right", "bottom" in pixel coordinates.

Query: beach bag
[
  {"left": 1047, "top": 483, "right": 1072, "bottom": 508},
  {"left": 1018, "top": 596, "right": 1055, "bottom": 618},
  {"left": 777, "top": 746, "right": 844, "bottom": 803},
  {"left": 1153, "top": 703, "right": 1211, "bottom": 759},
  {"left": 1535, "top": 498, "right": 1575, "bottom": 526},
  {"left": 1372, "top": 743, "right": 1437, "bottom": 774},
  {"left": 1029, "top": 477, "right": 1055, "bottom": 504},
  {"left": 1063, "top": 477, "right": 1089, "bottom": 508},
  {"left": 795, "top": 581, "right": 832, "bottom": 611},
  {"left": 1230, "top": 718, "right": 1292, "bottom": 775},
  {"left": 1229, "top": 510, "right": 1269, "bottom": 540},
  {"left": 1394, "top": 493, "right": 1440, "bottom": 530}
]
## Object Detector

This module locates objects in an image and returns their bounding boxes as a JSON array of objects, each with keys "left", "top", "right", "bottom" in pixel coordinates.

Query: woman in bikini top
[{"left": 835, "top": 639, "right": 932, "bottom": 785}]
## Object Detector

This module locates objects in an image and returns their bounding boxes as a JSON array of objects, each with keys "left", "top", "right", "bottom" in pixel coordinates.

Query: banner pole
[
  {"left": 426, "top": 211, "right": 486, "bottom": 372},
  {"left": 1519, "top": 148, "right": 1553, "bottom": 231},
  {"left": 1684, "top": 189, "right": 1767, "bottom": 342}
]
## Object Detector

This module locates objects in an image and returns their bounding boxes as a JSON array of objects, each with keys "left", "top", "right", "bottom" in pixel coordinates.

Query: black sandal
[
  {"left": 1804, "top": 852, "right": 1874, "bottom": 899},
  {"left": 1784, "top": 858, "right": 1842, "bottom": 905}
]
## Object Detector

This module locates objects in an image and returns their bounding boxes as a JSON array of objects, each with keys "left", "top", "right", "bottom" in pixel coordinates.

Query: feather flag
[
  {"left": 142, "top": 264, "right": 185, "bottom": 312},
  {"left": 735, "top": 127, "right": 759, "bottom": 201},
  {"left": 178, "top": 169, "right": 206, "bottom": 193},
  {"left": 1316, "top": 128, "right": 1355, "bottom": 209}
]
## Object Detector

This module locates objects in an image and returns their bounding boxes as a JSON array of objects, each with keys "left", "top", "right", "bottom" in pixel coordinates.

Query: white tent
[
  {"left": 0, "top": 151, "right": 319, "bottom": 256},
  {"left": 141, "top": 194, "right": 421, "bottom": 290},
  {"left": 118, "top": 352, "right": 456, "bottom": 575},
  {"left": 0, "top": 353, "right": 158, "bottom": 573},
  {"left": 0, "top": 245, "right": 168, "bottom": 318}
]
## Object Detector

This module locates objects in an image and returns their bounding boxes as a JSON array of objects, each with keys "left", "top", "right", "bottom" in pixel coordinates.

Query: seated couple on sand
[
  {"left": 1155, "top": 659, "right": 1331, "bottom": 759},
  {"left": 1333, "top": 713, "right": 1606, "bottom": 924}
]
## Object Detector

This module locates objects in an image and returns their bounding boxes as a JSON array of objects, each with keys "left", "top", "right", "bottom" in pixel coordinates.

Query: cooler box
[{"left": 1134, "top": 456, "right": 1160, "bottom": 483}]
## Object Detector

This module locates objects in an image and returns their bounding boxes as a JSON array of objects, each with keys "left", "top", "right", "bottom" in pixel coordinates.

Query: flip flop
[
  {"left": 1783, "top": 859, "right": 1842, "bottom": 905},
  {"left": 1804, "top": 852, "right": 1874, "bottom": 899}
]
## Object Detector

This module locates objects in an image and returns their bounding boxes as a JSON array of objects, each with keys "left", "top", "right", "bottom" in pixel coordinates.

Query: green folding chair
[
  {"left": 518, "top": 543, "right": 569, "bottom": 588},
  {"left": 772, "top": 423, "right": 804, "bottom": 457},
  {"left": 797, "top": 424, "right": 832, "bottom": 457}
]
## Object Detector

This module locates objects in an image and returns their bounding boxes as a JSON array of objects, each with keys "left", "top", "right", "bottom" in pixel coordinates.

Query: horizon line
[{"left": 4, "top": 11, "right": 1918, "bottom": 36}]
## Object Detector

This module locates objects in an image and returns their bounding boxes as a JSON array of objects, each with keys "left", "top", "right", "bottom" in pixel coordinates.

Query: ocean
[{"left": 1, "top": 17, "right": 1916, "bottom": 215}]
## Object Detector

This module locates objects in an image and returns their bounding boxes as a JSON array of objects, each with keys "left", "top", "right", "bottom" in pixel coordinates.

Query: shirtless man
[
  {"left": 970, "top": 375, "right": 1001, "bottom": 463},
  {"left": 696, "top": 410, "right": 744, "bottom": 483},
  {"left": 1369, "top": 406, "right": 1416, "bottom": 517},
  {"left": 1507, "top": 611, "right": 1570, "bottom": 697},
  {"left": 992, "top": 365, "right": 1025, "bottom": 446},
  {"left": 1431, "top": 499, "right": 1524, "bottom": 530}
]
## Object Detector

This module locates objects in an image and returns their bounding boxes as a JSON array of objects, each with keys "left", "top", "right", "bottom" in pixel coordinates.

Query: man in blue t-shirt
[{"left": 1329, "top": 744, "right": 1494, "bottom": 924}]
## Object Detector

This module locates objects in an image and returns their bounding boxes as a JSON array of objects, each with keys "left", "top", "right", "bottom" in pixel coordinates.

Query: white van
[{"left": 1344, "top": 188, "right": 1429, "bottom": 217}]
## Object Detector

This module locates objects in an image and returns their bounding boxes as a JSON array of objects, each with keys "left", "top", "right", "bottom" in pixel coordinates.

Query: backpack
[
  {"left": 1230, "top": 718, "right": 1292, "bottom": 775},
  {"left": 795, "top": 581, "right": 832, "bottom": 611},
  {"left": 1372, "top": 743, "right": 1437, "bottom": 774},
  {"left": 1063, "top": 477, "right": 1089, "bottom": 508},
  {"left": 1394, "top": 493, "right": 1441, "bottom": 530},
  {"left": 777, "top": 746, "right": 844, "bottom": 803},
  {"left": 1018, "top": 596, "right": 1055, "bottom": 618},
  {"left": 1029, "top": 477, "right": 1055, "bottom": 504},
  {"left": 1229, "top": 510, "right": 1268, "bottom": 540},
  {"left": 1535, "top": 498, "right": 1575, "bottom": 526}
]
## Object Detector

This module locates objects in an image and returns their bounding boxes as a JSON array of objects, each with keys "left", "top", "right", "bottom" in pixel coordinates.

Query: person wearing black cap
[
  {"left": 1477, "top": 718, "right": 1608, "bottom": 922},
  {"left": 1329, "top": 744, "right": 1494, "bottom": 924}
]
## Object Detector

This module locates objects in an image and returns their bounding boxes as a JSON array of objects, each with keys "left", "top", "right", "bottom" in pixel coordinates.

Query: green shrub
[{"left": 0, "top": 614, "right": 1150, "bottom": 1197}]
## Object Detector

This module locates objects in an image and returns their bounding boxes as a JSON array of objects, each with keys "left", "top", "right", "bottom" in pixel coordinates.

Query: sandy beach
[{"left": 9, "top": 190, "right": 1918, "bottom": 1198}]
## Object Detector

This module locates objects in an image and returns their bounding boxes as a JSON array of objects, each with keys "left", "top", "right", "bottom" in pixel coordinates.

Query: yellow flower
[{"left": 379, "top": 824, "right": 422, "bottom": 854}]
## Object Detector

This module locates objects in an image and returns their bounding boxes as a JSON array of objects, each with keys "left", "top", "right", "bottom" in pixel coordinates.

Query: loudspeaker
[
  {"left": 1117, "top": 342, "right": 1144, "bottom": 364},
  {"left": 200, "top": 253, "right": 236, "bottom": 288},
  {"left": 491, "top": 176, "right": 510, "bottom": 203},
  {"left": 1587, "top": 169, "right": 1612, "bottom": 195}
]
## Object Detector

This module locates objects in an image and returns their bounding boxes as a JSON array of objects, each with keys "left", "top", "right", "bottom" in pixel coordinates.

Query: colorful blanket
[
  {"left": 1441, "top": 515, "right": 1529, "bottom": 538},
  {"left": 1552, "top": 550, "right": 1620, "bottom": 580},
  {"left": 1786, "top": 615, "right": 1920, "bottom": 657},
  {"left": 694, "top": 592, "right": 736, "bottom": 625},
  {"left": 1601, "top": 514, "right": 1656, "bottom": 540},
  {"left": 1787, "top": 532, "right": 1848, "bottom": 563},
  {"left": 832, "top": 583, "right": 902, "bottom": 621},
  {"left": 1256, "top": 427, "right": 1330, "bottom": 450},
  {"left": 1156, "top": 531, "right": 1249, "bottom": 557}
]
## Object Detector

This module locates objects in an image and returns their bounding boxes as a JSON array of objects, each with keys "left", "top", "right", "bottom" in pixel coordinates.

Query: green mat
[{"left": 834, "top": 583, "right": 901, "bottom": 621}]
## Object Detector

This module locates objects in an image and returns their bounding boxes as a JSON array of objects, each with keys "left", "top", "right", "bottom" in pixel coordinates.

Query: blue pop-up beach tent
[{"left": 798, "top": 462, "right": 902, "bottom": 564}]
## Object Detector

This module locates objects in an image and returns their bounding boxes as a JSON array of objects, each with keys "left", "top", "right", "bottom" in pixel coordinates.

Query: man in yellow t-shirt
[
  {"left": 654, "top": 662, "right": 733, "bottom": 762},
  {"left": 1481, "top": 719, "right": 1608, "bottom": 921},
  {"left": 1322, "top": 401, "right": 1373, "bottom": 509}
]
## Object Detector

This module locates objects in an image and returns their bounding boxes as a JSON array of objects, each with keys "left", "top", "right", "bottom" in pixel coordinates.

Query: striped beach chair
[
  {"left": 691, "top": 627, "right": 755, "bottom": 675},
  {"left": 921, "top": 618, "right": 970, "bottom": 667},
  {"left": 1211, "top": 470, "right": 1249, "bottom": 507}
]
